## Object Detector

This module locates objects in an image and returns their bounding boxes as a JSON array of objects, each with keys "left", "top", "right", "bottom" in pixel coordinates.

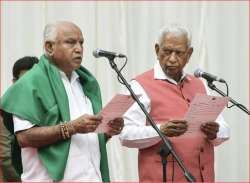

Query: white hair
[
  {"left": 43, "top": 23, "right": 59, "bottom": 43},
  {"left": 156, "top": 24, "right": 192, "bottom": 47},
  {"left": 43, "top": 23, "right": 58, "bottom": 55}
]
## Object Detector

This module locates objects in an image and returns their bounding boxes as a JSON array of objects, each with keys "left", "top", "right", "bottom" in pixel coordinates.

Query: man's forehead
[
  {"left": 57, "top": 26, "right": 83, "bottom": 39},
  {"left": 160, "top": 33, "right": 188, "bottom": 47},
  {"left": 59, "top": 25, "right": 82, "bottom": 33},
  {"left": 57, "top": 21, "right": 80, "bottom": 30}
]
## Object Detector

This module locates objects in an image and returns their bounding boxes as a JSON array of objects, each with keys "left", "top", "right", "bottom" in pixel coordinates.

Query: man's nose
[
  {"left": 168, "top": 52, "right": 178, "bottom": 63},
  {"left": 75, "top": 42, "right": 83, "bottom": 53}
]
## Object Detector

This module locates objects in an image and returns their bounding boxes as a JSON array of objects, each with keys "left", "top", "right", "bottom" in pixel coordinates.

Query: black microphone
[
  {"left": 93, "top": 49, "right": 126, "bottom": 59},
  {"left": 194, "top": 68, "right": 225, "bottom": 83}
]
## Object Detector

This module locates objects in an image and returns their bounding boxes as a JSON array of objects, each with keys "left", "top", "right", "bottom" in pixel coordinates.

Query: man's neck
[
  {"left": 48, "top": 57, "right": 73, "bottom": 80},
  {"left": 65, "top": 72, "right": 72, "bottom": 81},
  {"left": 58, "top": 70, "right": 73, "bottom": 81},
  {"left": 172, "top": 74, "right": 182, "bottom": 83}
]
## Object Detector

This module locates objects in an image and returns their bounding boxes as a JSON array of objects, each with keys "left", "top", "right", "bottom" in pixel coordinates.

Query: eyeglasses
[{"left": 161, "top": 48, "right": 187, "bottom": 58}]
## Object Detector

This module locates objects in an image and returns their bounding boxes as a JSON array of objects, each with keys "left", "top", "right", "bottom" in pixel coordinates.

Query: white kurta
[
  {"left": 119, "top": 61, "right": 230, "bottom": 149},
  {"left": 13, "top": 71, "right": 102, "bottom": 182}
]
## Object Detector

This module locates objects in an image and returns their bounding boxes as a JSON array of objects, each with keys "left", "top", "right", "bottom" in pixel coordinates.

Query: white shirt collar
[
  {"left": 153, "top": 60, "right": 187, "bottom": 85},
  {"left": 59, "top": 70, "right": 79, "bottom": 83}
]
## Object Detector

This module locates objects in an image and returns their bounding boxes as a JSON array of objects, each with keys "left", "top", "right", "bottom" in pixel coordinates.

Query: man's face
[
  {"left": 155, "top": 32, "right": 193, "bottom": 82},
  {"left": 50, "top": 23, "right": 84, "bottom": 75}
]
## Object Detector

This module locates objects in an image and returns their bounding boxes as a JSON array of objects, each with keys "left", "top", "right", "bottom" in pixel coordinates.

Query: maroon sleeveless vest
[{"left": 135, "top": 69, "right": 215, "bottom": 182}]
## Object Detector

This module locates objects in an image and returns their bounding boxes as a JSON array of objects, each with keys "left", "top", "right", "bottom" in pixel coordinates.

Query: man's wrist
[{"left": 59, "top": 121, "right": 76, "bottom": 140}]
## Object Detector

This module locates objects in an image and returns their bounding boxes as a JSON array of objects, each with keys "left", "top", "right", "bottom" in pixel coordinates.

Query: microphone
[
  {"left": 194, "top": 68, "right": 225, "bottom": 83},
  {"left": 93, "top": 49, "right": 126, "bottom": 59}
]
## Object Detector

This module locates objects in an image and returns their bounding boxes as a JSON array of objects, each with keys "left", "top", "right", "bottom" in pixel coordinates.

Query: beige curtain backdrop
[{"left": 1, "top": 1, "right": 249, "bottom": 181}]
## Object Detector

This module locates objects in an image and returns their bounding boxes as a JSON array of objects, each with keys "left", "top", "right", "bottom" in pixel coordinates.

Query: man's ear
[
  {"left": 186, "top": 47, "right": 193, "bottom": 61},
  {"left": 155, "top": 44, "right": 160, "bottom": 59},
  {"left": 44, "top": 41, "right": 55, "bottom": 56}
]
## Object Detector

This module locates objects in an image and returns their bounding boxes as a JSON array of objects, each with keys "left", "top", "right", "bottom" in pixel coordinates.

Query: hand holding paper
[
  {"left": 105, "top": 117, "right": 124, "bottom": 137},
  {"left": 160, "top": 119, "right": 188, "bottom": 137},
  {"left": 200, "top": 121, "right": 219, "bottom": 140},
  {"left": 70, "top": 114, "right": 102, "bottom": 133},
  {"left": 182, "top": 94, "right": 229, "bottom": 138}
]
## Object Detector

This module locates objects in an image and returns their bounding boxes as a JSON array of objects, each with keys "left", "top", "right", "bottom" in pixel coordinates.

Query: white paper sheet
[
  {"left": 95, "top": 94, "right": 137, "bottom": 133},
  {"left": 182, "top": 94, "right": 229, "bottom": 137}
]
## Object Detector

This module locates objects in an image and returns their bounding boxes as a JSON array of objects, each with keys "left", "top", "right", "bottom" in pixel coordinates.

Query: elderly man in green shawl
[{"left": 1, "top": 21, "right": 124, "bottom": 182}]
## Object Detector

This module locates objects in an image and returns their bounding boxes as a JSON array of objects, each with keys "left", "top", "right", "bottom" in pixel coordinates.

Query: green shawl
[{"left": 1, "top": 55, "right": 110, "bottom": 181}]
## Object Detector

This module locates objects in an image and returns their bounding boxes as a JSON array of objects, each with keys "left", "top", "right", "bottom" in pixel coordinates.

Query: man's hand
[
  {"left": 200, "top": 121, "right": 219, "bottom": 140},
  {"left": 105, "top": 117, "right": 124, "bottom": 137},
  {"left": 70, "top": 114, "right": 102, "bottom": 133},
  {"left": 160, "top": 119, "right": 188, "bottom": 137}
]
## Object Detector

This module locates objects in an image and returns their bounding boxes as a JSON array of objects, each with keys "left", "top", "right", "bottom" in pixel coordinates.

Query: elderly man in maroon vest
[{"left": 120, "top": 24, "right": 229, "bottom": 182}]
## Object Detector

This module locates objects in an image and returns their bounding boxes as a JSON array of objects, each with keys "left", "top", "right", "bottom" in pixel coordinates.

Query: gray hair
[
  {"left": 43, "top": 23, "right": 58, "bottom": 43},
  {"left": 43, "top": 23, "right": 58, "bottom": 55},
  {"left": 156, "top": 24, "right": 192, "bottom": 47}
]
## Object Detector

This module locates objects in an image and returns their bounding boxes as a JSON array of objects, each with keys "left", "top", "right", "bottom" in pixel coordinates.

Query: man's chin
[
  {"left": 73, "top": 61, "right": 82, "bottom": 68},
  {"left": 73, "top": 64, "right": 81, "bottom": 70},
  {"left": 165, "top": 71, "right": 179, "bottom": 80},
  {"left": 165, "top": 70, "right": 176, "bottom": 77}
]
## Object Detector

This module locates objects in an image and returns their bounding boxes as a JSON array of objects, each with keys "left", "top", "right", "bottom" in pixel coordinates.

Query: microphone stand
[
  {"left": 207, "top": 81, "right": 249, "bottom": 115},
  {"left": 159, "top": 143, "right": 172, "bottom": 182},
  {"left": 107, "top": 57, "right": 196, "bottom": 182}
]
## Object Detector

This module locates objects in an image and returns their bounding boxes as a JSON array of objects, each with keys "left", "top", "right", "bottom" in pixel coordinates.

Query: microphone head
[
  {"left": 93, "top": 49, "right": 101, "bottom": 58},
  {"left": 92, "top": 48, "right": 126, "bottom": 59},
  {"left": 194, "top": 68, "right": 203, "bottom": 78}
]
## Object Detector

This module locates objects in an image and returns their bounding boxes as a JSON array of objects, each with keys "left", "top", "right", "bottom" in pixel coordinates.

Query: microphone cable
[{"left": 116, "top": 56, "right": 128, "bottom": 85}]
